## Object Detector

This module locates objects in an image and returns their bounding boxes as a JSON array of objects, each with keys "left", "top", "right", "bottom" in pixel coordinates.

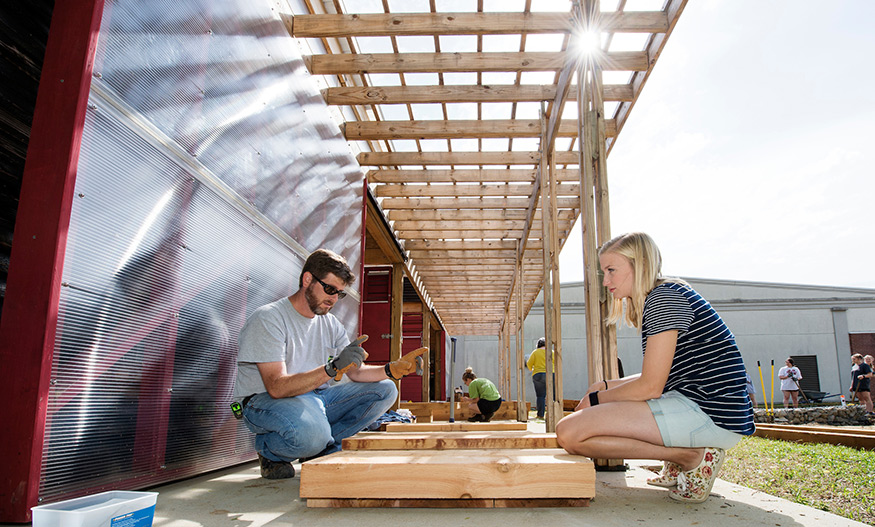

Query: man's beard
[{"left": 305, "top": 283, "right": 332, "bottom": 315}]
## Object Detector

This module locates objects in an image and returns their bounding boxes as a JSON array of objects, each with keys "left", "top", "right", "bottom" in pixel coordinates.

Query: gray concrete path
[{"left": 145, "top": 454, "right": 864, "bottom": 527}]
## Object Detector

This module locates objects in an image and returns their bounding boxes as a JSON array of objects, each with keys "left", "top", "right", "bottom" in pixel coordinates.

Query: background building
[{"left": 452, "top": 278, "right": 875, "bottom": 405}]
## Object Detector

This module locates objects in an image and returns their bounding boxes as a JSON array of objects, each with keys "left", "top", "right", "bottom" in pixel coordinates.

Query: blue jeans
[
  {"left": 242, "top": 379, "right": 397, "bottom": 462},
  {"left": 532, "top": 372, "right": 546, "bottom": 418}
]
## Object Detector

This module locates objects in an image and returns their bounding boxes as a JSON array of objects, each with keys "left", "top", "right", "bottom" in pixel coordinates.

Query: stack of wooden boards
[
  {"left": 300, "top": 420, "right": 596, "bottom": 508},
  {"left": 401, "top": 400, "right": 529, "bottom": 422}
]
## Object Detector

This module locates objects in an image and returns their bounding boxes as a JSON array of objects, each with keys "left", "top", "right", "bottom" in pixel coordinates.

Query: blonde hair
[
  {"left": 598, "top": 232, "right": 684, "bottom": 330},
  {"left": 462, "top": 367, "right": 477, "bottom": 382}
]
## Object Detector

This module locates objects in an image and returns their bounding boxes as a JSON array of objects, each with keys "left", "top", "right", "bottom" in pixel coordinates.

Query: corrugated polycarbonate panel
[{"left": 40, "top": 0, "right": 363, "bottom": 502}]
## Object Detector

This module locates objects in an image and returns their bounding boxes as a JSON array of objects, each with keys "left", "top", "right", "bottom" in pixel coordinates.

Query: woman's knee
[{"left": 555, "top": 416, "right": 585, "bottom": 452}]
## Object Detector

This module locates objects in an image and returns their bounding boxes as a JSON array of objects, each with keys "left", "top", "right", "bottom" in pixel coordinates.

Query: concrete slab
[
  {"left": 5, "top": 421, "right": 864, "bottom": 527},
  {"left": 136, "top": 457, "right": 865, "bottom": 527}
]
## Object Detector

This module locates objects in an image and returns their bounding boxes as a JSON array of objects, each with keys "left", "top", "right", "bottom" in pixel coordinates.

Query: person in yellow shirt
[{"left": 526, "top": 338, "right": 548, "bottom": 419}]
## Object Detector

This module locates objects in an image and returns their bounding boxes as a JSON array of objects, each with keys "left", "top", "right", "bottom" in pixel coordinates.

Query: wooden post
[
  {"left": 506, "top": 322, "right": 512, "bottom": 398},
  {"left": 590, "top": 56, "right": 620, "bottom": 383},
  {"left": 548, "top": 153, "right": 564, "bottom": 421},
  {"left": 579, "top": 62, "right": 604, "bottom": 390},
  {"left": 421, "top": 303, "right": 431, "bottom": 402},
  {"left": 497, "top": 324, "right": 505, "bottom": 397},
  {"left": 579, "top": 0, "right": 622, "bottom": 467},
  {"left": 516, "top": 256, "right": 528, "bottom": 421},
  {"left": 539, "top": 109, "right": 556, "bottom": 432},
  {"left": 391, "top": 263, "right": 404, "bottom": 409}
]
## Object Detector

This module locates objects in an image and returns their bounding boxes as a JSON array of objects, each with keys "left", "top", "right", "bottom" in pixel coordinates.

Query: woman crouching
[{"left": 555, "top": 232, "right": 754, "bottom": 503}]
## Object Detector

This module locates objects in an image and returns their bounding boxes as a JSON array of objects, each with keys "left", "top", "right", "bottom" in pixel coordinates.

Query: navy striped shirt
[{"left": 642, "top": 282, "right": 755, "bottom": 435}]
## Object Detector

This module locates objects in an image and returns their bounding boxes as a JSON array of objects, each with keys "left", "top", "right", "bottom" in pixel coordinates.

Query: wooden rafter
[
  {"left": 307, "top": 51, "right": 648, "bottom": 74},
  {"left": 324, "top": 84, "right": 634, "bottom": 105},
  {"left": 345, "top": 119, "right": 616, "bottom": 141},
  {"left": 292, "top": 12, "right": 668, "bottom": 37},
  {"left": 359, "top": 151, "right": 580, "bottom": 166},
  {"left": 296, "top": 1, "right": 688, "bottom": 337}
]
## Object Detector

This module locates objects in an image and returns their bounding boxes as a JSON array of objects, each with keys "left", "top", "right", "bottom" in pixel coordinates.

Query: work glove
[
  {"left": 325, "top": 335, "right": 369, "bottom": 380},
  {"left": 388, "top": 347, "right": 427, "bottom": 379}
]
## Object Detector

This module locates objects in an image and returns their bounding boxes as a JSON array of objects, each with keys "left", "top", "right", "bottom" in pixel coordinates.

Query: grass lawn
[{"left": 722, "top": 436, "right": 875, "bottom": 525}]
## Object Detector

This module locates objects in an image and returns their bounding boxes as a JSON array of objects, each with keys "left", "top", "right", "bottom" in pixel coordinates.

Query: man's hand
[
  {"left": 388, "top": 347, "right": 428, "bottom": 379},
  {"left": 325, "top": 335, "right": 369, "bottom": 380}
]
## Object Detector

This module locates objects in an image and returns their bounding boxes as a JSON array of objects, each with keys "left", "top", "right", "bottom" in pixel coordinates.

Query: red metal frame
[{"left": 0, "top": 1, "right": 106, "bottom": 521}]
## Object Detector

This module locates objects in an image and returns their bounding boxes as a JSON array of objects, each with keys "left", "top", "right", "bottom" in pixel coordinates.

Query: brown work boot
[
  {"left": 258, "top": 454, "right": 296, "bottom": 479},
  {"left": 467, "top": 414, "right": 485, "bottom": 422}
]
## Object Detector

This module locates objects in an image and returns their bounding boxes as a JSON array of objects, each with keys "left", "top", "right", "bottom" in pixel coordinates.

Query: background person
[
  {"left": 526, "top": 337, "right": 548, "bottom": 420},
  {"left": 554, "top": 232, "right": 754, "bottom": 504},
  {"left": 744, "top": 372, "right": 757, "bottom": 408},
  {"left": 461, "top": 367, "right": 502, "bottom": 422},
  {"left": 850, "top": 353, "right": 873, "bottom": 415},
  {"left": 778, "top": 358, "right": 803, "bottom": 408},
  {"left": 233, "top": 249, "right": 426, "bottom": 479}
]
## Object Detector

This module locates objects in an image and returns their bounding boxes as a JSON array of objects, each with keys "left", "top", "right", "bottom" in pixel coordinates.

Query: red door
[
  {"left": 400, "top": 312, "right": 423, "bottom": 402},
  {"left": 360, "top": 267, "right": 392, "bottom": 363}
]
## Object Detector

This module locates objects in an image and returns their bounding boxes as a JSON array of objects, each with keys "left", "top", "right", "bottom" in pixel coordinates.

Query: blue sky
[{"left": 559, "top": 1, "right": 875, "bottom": 289}]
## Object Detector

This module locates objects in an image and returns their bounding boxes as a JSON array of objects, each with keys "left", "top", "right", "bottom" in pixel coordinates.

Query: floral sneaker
[
  {"left": 646, "top": 461, "right": 681, "bottom": 487},
  {"left": 669, "top": 447, "right": 725, "bottom": 503}
]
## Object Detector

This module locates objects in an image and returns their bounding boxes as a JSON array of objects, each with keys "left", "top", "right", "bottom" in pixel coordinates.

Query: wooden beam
[
  {"left": 325, "top": 84, "right": 633, "bottom": 105},
  {"left": 395, "top": 219, "right": 525, "bottom": 230},
  {"left": 345, "top": 119, "right": 616, "bottom": 140},
  {"left": 379, "top": 197, "right": 580, "bottom": 209},
  {"left": 406, "top": 240, "right": 520, "bottom": 251},
  {"left": 408, "top": 249, "right": 521, "bottom": 259},
  {"left": 368, "top": 169, "right": 584, "bottom": 183},
  {"left": 292, "top": 12, "right": 668, "bottom": 37},
  {"left": 392, "top": 218, "right": 571, "bottom": 230},
  {"left": 371, "top": 169, "right": 532, "bottom": 183},
  {"left": 358, "top": 151, "right": 580, "bottom": 166},
  {"left": 307, "top": 51, "right": 648, "bottom": 74},
  {"left": 374, "top": 183, "right": 581, "bottom": 197},
  {"left": 413, "top": 257, "right": 519, "bottom": 266},
  {"left": 388, "top": 209, "right": 576, "bottom": 221},
  {"left": 366, "top": 190, "right": 406, "bottom": 264},
  {"left": 398, "top": 230, "right": 528, "bottom": 239},
  {"left": 416, "top": 268, "right": 513, "bottom": 284},
  {"left": 342, "top": 431, "right": 557, "bottom": 450}
]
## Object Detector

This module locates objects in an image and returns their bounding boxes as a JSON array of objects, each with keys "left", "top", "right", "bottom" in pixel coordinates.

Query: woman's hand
[{"left": 584, "top": 381, "right": 603, "bottom": 395}]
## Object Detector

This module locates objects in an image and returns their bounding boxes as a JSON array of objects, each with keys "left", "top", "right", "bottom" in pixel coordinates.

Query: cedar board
[
  {"left": 383, "top": 421, "right": 527, "bottom": 432},
  {"left": 300, "top": 448, "right": 595, "bottom": 499},
  {"left": 307, "top": 498, "right": 590, "bottom": 508},
  {"left": 343, "top": 431, "right": 558, "bottom": 450},
  {"left": 401, "top": 400, "right": 528, "bottom": 420}
]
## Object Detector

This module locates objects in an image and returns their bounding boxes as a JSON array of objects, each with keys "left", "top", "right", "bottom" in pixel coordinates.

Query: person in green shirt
[{"left": 461, "top": 367, "right": 502, "bottom": 422}]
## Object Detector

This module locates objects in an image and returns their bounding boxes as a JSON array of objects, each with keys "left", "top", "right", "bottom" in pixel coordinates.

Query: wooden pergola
[{"left": 289, "top": 0, "right": 686, "bottom": 428}]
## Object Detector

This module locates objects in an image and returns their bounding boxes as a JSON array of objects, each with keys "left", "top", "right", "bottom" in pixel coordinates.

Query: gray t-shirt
[{"left": 233, "top": 297, "right": 350, "bottom": 399}]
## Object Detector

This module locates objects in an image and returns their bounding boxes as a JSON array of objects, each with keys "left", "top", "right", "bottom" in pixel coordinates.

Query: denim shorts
[{"left": 647, "top": 391, "right": 743, "bottom": 450}]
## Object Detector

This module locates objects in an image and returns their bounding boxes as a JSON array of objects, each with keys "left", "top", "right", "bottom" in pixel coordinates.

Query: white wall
[{"left": 448, "top": 278, "right": 875, "bottom": 407}]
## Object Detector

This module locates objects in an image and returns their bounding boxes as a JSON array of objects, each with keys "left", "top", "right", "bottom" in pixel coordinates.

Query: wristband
[
  {"left": 589, "top": 391, "right": 600, "bottom": 407},
  {"left": 603, "top": 380, "right": 609, "bottom": 390},
  {"left": 385, "top": 362, "right": 398, "bottom": 380}
]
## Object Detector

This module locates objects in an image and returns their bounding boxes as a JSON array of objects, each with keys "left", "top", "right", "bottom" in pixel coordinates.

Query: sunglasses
[{"left": 313, "top": 276, "right": 347, "bottom": 299}]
